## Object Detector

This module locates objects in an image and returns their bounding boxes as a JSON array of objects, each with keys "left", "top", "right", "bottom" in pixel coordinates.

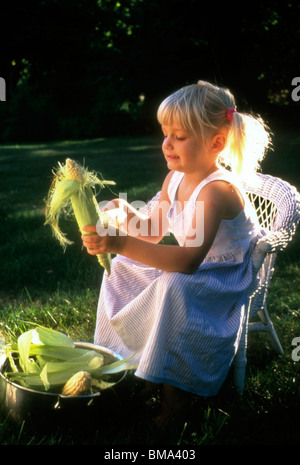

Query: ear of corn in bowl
[
  {"left": 1, "top": 324, "right": 137, "bottom": 397},
  {"left": 45, "top": 158, "right": 116, "bottom": 276}
]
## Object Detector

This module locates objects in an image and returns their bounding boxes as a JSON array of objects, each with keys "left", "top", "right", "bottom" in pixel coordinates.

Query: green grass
[{"left": 0, "top": 133, "right": 299, "bottom": 446}]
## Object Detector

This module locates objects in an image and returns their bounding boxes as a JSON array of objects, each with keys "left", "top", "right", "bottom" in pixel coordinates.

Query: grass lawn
[{"left": 0, "top": 131, "right": 299, "bottom": 446}]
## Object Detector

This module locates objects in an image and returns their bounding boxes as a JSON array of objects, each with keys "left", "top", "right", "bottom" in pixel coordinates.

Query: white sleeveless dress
[{"left": 94, "top": 169, "right": 260, "bottom": 396}]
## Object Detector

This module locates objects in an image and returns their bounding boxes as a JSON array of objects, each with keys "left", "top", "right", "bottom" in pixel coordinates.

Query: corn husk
[
  {"left": 4, "top": 325, "right": 137, "bottom": 393},
  {"left": 44, "top": 158, "right": 115, "bottom": 275}
]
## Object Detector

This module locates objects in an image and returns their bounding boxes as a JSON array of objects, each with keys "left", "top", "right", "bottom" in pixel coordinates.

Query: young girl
[{"left": 82, "top": 80, "right": 271, "bottom": 430}]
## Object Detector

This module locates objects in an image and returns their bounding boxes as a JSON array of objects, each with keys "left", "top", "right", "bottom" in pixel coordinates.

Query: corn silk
[{"left": 44, "top": 158, "right": 116, "bottom": 275}]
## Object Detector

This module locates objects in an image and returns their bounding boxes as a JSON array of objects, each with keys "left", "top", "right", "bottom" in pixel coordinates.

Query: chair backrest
[
  {"left": 242, "top": 173, "right": 300, "bottom": 245},
  {"left": 241, "top": 173, "right": 300, "bottom": 317}
]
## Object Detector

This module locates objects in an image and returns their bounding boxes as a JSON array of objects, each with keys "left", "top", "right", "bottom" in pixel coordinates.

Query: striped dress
[{"left": 94, "top": 169, "right": 260, "bottom": 396}]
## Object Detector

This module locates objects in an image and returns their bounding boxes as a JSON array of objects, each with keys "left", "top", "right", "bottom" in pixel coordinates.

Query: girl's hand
[
  {"left": 81, "top": 224, "right": 123, "bottom": 256},
  {"left": 81, "top": 225, "right": 105, "bottom": 255}
]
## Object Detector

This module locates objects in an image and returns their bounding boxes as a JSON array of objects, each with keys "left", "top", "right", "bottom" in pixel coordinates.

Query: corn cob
[
  {"left": 64, "top": 159, "right": 111, "bottom": 274},
  {"left": 62, "top": 370, "right": 92, "bottom": 396},
  {"left": 45, "top": 158, "right": 116, "bottom": 275}
]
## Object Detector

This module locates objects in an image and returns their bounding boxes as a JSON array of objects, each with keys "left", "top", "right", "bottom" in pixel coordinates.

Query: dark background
[
  {"left": 0, "top": 0, "right": 299, "bottom": 143},
  {"left": 0, "top": 1, "right": 299, "bottom": 447}
]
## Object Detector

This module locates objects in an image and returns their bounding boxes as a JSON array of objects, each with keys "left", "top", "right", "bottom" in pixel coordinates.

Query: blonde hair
[{"left": 157, "top": 80, "right": 272, "bottom": 175}]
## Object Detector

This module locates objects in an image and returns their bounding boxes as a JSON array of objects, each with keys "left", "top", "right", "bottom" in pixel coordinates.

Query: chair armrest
[
  {"left": 252, "top": 228, "right": 294, "bottom": 272},
  {"left": 252, "top": 239, "right": 272, "bottom": 272}
]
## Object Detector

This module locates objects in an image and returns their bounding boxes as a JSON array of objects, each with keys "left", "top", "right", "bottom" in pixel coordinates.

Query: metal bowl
[{"left": 0, "top": 342, "right": 129, "bottom": 429}]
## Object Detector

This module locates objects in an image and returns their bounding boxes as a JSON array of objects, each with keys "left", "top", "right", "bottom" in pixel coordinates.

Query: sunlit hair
[{"left": 157, "top": 80, "right": 272, "bottom": 175}]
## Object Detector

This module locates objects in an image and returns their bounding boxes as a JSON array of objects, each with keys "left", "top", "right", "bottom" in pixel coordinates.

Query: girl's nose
[{"left": 162, "top": 135, "right": 172, "bottom": 150}]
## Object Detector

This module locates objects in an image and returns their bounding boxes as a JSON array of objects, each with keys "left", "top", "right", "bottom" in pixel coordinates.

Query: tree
[{"left": 0, "top": 0, "right": 299, "bottom": 141}]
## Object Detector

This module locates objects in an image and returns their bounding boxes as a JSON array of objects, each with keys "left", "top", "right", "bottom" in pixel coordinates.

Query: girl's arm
[
  {"left": 101, "top": 172, "right": 173, "bottom": 244},
  {"left": 82, "top": 180, "right": 229, "bottom": 274}
]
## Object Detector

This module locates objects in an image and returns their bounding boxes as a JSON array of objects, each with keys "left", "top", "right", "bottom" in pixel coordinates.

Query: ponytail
[{"left": 221, "top": 111, "right": 272, "bottom": 176}]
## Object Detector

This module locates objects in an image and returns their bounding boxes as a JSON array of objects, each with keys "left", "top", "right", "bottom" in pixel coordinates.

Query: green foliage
[{"left": 0, "top": 1, "right": 299, "bottom": 142}]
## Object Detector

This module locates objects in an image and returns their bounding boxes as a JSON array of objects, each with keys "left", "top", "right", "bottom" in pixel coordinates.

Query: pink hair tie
[{"left": 226, "top": 107, "right": 237, "bottom": 121}]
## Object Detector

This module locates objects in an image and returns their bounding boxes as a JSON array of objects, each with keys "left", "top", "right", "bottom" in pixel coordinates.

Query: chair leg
[
  {"left": 269, "top": 327, "right": 284, "bottom": 354},
  {"left": 249, "top": 322, "right": 284, "bottom": 354},
  {"left": 233, "top": 310, "right": 249, "bottom": 396},
  {"left": 233, "top": 355, "right": 247, "bottom": 396},
  {"left": 249, "top": 303, "right": 284, "bottom": 355}
]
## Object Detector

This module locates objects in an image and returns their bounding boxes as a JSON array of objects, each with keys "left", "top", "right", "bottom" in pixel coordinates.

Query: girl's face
[{"left": 161, "top": 123, "right": 210, "bottom": 174}]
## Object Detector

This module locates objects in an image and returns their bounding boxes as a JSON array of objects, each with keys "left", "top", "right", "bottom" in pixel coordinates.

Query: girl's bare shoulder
[{"left": 199, "top": 180, "right": 244, "bottom": 219}]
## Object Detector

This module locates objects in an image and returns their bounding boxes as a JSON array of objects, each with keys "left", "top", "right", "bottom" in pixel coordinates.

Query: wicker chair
[
  {"left": 233, "top": 173, "right": 300, "bottom": 394},
  {"left": 139, "top": 173, "right": 300, "bottom": 395}
]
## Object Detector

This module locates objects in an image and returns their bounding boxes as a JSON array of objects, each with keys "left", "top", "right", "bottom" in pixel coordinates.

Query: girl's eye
[{"left": 162, "top": 134, "right": 186, "bottom": 141}]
